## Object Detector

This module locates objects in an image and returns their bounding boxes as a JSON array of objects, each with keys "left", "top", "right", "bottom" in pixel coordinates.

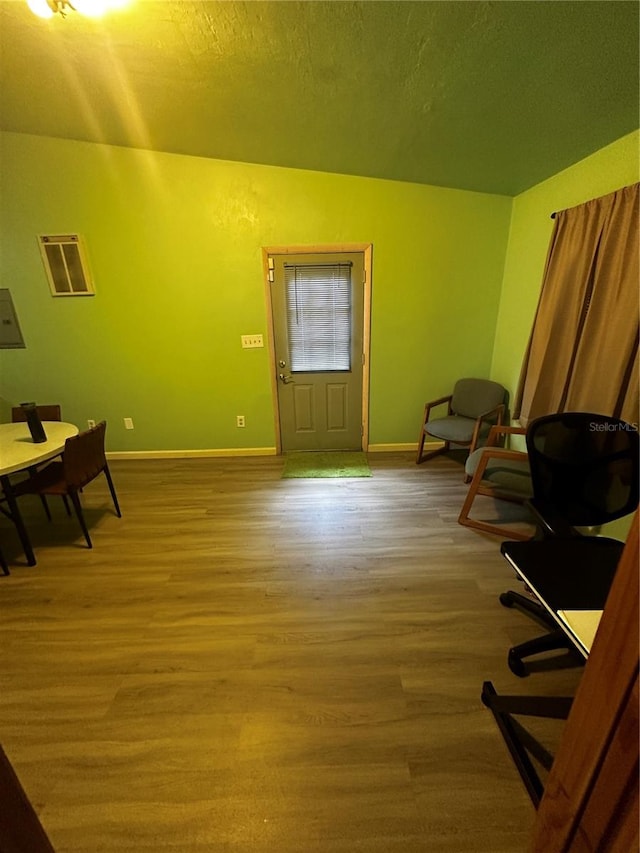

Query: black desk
[
  {"left": 501, "top": 537, "right": 621, "bottom": 657},
  {"left": 501, "top": 537, "right": 621, "bottom": 612},
  {"left": 482, "top": 535, "right": 623, "bottom": 806}
]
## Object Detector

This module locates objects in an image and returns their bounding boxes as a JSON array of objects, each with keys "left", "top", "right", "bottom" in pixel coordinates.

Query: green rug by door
[{"left": 282, "top": 451, "right": 371, "bottom": 479}]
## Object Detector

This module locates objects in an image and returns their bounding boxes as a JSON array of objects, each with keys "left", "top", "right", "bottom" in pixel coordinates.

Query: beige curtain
[{"left": 514, "top": 183, "right": 639, "bottom": 428}]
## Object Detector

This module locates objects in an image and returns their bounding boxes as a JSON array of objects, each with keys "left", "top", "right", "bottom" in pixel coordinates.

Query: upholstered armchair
[
  {"left": 416, "top": 378, "right": 506, "bottom": 467},
  {"left": 458, "top": 424, "right": 532, "bottom": 540}
]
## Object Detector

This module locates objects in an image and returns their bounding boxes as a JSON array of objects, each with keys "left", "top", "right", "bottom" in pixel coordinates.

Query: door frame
[{"left": 262, "top": 243, "right": 372, "bottom": 455}]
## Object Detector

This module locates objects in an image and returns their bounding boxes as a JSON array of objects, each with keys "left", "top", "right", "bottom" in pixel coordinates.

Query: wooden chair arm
[
  {"left": 476, "top": 447, "right": 529, "bottom": 471},
  {"left": 423, "top": 394, "right": 453, "bottom": 421},
  {"left": 485, "top": 423, "right": 527, "bottom": 448},
  {"left": 477, "top": 403, "right": 505, "bottom": 424},
  {"left": 469, "top": 404, "right": 505, "bottom": 453}
]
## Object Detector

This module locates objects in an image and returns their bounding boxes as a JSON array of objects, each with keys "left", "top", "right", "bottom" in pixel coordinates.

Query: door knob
[{"left": 279, "top": 373, "right": 295, "bottom": 384}]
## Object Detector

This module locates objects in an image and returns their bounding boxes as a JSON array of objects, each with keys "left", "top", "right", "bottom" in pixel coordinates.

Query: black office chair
[{"left": 500, "top": 412, "right": 639, "bottom": 676}]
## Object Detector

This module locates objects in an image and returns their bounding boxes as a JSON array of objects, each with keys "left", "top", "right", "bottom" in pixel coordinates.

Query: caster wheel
[{"left": 508, "top": 649, "right": 528, "bottom": 678}]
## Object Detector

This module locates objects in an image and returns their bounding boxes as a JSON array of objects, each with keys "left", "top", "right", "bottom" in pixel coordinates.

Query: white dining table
[{"left": 0, "top": 421, "right": 79, "bottom": 566}]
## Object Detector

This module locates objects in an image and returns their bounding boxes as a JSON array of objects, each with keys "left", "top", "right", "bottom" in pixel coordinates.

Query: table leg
[{"left": 0, "top": 475, "right": 36, "bottom": 566}]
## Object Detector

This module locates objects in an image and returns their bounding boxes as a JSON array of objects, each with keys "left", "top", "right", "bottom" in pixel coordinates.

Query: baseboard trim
[
  {"left": 367, "top": 441, "right": 445, "bottom": 453},
  {"left": 367, "top": 443, "right": 416, "bottom": 453},
  {"left": 106, "top": 447, "right": 278, "bottom": 461},
  {"left": 106, "top": 443, "right": 442, "bottom": 460}
]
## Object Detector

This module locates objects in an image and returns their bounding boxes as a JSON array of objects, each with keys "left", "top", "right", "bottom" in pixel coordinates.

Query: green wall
[
  {"left": 491, "top": 130, "right": 640, "bottom": 402},
  {"left": 0, "top": 131, "right": 511, "bottom": 453}
]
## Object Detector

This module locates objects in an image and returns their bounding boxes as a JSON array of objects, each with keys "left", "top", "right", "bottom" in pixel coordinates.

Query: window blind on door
[{"left": 284, "top": 263, "right": 352, "bottom": 372}]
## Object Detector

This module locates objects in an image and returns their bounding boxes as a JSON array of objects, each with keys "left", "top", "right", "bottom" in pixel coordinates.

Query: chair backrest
[
  {"left": 451, "top": 378, "right": 505, "bottom": 419},
  {"left": 526, "top": 412, "right": 639, "bottom": 527},
  {"left": 12, "top": 404, "right": 62, "bottom": 423},
  {"left": 62, "top": 420, "right": 108, "bottom": 490}
]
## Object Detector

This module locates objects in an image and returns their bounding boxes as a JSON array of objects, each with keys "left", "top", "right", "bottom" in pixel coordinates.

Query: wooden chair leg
[
  {"left": 25, "top": 467, "right": 52, "bottom": 520},
  {"left": 458, "top": 468, "right": 485, "bottom": 529},
  {"left": 418, "top": 440, "right": 448, "bottom": 463},
  {"left": 458, "top": 453, "right": 531, "bottom": 541},
  {"left": 62, "top": 495, "right": 71, "bottom": 516},
  {"left": 416, "top": 426, "right": 427, "bottom": 464},
  {"left": 103, "top": 465, "right": 122, "bottom": 517},
  {"left": 69, "top": 491, "right": 92, "bottom": 548},
  {"left": 0, "top": 546, "right": 9, "bottom": 576},
  {"left": 39, "top": 495, "right": 52, "bottom": 521}
]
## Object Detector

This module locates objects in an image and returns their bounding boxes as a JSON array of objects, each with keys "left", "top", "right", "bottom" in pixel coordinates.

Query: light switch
[{"left": 241, "top": 334, "right": 264, "bottom": 348}]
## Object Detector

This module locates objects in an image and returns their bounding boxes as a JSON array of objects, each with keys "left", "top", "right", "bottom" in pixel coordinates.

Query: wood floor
[{"left": 0, "top": 453, "right": 582, "bottom": 852}]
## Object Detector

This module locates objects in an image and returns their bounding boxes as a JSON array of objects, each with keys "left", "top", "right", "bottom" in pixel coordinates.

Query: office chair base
[
  {"left": 507, "top": 628, "right": 584, "bottom": 678},
  {"left": 507, "top": 649, "right": 528, "bottom": 678},
  {"left": 481, "top": 680, "right": 572, "bottom": 807},
  {"left": 500, "top": 589, "right": 554, "bottom": 623}
]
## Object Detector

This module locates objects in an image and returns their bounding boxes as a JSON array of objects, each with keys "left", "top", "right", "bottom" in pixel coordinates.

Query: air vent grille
[{"left": 38, "top": 234, "right": 95, "bottom": 296}]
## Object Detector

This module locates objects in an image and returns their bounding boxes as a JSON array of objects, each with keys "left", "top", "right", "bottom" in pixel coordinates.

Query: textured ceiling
[{"left": 0, "top": 0, "right": 638, "bottom": 195}]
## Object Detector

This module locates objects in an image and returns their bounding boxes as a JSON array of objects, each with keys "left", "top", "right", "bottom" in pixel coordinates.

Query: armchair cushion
[
  {"left": 465, "top": 447, "right": 532, "bottom": 497},
  {"left": 426, "top": 416, "right": 491, "bottom": 445},
  {"left": 451, "top": 378, "right": 506, "bottom": 419}
]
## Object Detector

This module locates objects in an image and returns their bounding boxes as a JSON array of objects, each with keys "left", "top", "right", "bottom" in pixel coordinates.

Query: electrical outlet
[
  {"left": 241, "top": 334, "right": 264, "bottom": 349},
  {"left": 87, "top": 419, "right": 96, "bottom": 428},
  {"left": 124, "top": 417, "right": 134, "bottom": 430},
  {"left": 236, "top": 415, "right": 245, "bottom": 428}
]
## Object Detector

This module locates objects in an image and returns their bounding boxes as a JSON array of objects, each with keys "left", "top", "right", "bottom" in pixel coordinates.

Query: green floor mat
[{"left": 282, "top": 451, "right": 371, "bottom": 479}]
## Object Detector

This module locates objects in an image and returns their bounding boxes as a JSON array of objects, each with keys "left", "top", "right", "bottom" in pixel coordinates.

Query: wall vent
[{"left": 38, "top": 234, "right": 95, "bottom": 296}]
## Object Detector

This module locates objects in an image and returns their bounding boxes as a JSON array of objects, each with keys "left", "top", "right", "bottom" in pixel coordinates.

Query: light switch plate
[{"left": 241, "top": 334, "right": 264, "bottom": 348}]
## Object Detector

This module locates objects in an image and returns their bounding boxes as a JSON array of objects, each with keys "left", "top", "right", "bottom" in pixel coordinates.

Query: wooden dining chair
[
  {"left": 10, "top": 403, "right": 65, "bottom": 518},
  {"left": 11, "top": 404, "right": 62, "bottom": 423},
  {"left": 0, "top": 542, "right": 8, "bottom": 576},
  {"left": 13, "top": 420, "right": 121, "bottom": 549}
]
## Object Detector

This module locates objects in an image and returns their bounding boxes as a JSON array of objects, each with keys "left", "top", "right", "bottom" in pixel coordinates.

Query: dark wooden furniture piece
[
  {"left": 0, "top": 421, "right": 78, "bottom": 568},
  {"left": 14, "top": 420, "right": 121, "bottom": 549},
  {"left": 0, "top": 744, "right": 55, "bottom": 852},
  {"left": 10, "top": 404, "right": 65, "bottom": 519},
  {"left": 11, "top": 404, "right": 62, "bottom": 424}
]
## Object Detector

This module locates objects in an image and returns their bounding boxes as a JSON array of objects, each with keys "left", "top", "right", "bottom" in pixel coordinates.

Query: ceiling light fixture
[{"left": 26, "top": 0, "right": 129, "bottom": 19}]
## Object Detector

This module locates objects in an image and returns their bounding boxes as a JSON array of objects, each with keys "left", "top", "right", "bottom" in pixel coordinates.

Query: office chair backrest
[
  {"left": 526, "top": 412, "right": 639, "bottom": 527},
  {"left": 451, "top": 378, "right": 505, "bottom": 419},
  {"left": 12, "top": 404, "right": 62, "bottom": 422},
  {"left": 62, "top": 420, "right": 108, "bottom": 490}
]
